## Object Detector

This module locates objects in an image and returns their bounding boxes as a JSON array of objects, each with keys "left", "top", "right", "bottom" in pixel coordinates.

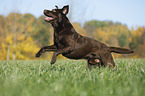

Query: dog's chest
[{"left": 54, "top": 34, "right": 69, "bottom": 48}]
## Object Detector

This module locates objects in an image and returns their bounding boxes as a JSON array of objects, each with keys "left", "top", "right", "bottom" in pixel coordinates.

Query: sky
[{"left": 0, "top": 0, "right": 145, "bottom": 29}]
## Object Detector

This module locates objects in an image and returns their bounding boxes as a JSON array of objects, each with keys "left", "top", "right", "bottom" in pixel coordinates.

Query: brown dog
[{"left": 36, "top": 5, "right": 134, "bottom": 67}]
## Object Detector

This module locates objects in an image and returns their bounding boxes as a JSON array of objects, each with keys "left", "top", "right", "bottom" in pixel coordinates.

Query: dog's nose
[{"left": 44, "top": 10, "right": 48, "bottom": 14}]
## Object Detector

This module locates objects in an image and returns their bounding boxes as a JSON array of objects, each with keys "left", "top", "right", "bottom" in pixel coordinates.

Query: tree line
[{"left": 0, "top": 13, "right": 145, "bottom": 60}]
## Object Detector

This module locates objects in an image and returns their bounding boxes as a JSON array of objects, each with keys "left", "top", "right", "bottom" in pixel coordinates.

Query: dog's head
[{"left": 44, "top": 5, "right": 69, "bottom": 24}]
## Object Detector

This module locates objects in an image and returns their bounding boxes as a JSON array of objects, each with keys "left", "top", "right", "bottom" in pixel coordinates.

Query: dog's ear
[
  {"left": 62, "top": 5, "right": 69, "bottom": 15},
  {"left": 55, "top": 5, "right": 58, "bottom": 9}
]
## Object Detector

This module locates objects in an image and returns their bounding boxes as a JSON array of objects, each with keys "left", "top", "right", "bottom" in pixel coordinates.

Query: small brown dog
[{"left": 36, "top": 5, "right": 134, "bottom": 67}]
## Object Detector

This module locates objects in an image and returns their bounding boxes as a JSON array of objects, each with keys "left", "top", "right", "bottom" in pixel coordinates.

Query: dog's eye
[{"left": 52, "top": 9, "right": 56, "bottom": 12}]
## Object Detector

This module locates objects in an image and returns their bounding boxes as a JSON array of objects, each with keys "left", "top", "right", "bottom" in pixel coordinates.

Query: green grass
[{"left": 0, "top": 59, "right": 145, "bottom": 96}]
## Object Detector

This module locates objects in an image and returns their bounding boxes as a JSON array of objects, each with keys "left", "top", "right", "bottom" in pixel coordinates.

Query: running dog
[{"left": 36, "top": 5, "right": 134, "bottom": 67}]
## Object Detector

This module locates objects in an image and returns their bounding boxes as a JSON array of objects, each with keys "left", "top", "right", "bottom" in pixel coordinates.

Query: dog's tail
[{"left": 109, "top": 47, "right": 134, "bottom": 54}]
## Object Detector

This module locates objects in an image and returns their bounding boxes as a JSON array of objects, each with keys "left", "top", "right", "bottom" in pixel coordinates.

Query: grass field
[{"left": 0, "top": 59, "right": 145, "bottom": 96}]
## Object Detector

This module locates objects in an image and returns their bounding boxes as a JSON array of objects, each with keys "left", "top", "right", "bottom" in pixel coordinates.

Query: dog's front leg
[
  {"left": 36, "top": 45, "right": 57, "bottom": 57},
  {"left": 50, "top": 47, "right": 73, "bottom": 64}
]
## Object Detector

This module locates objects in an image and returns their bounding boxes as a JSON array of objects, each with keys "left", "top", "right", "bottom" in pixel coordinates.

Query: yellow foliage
[
  {"left": 18, "top": 34, "right": 25, "bottom": 41},
  {"left": 129, "top": 27, "right": 145, "bottom": 44},
  {"left": 130, "top": 27, "right": 144, "bottom": 37},
  {"left": 6, "top": 34, "right": 13, "bottom": 44},
  {"left": 0, "top": 43, "right": 7, "bottom": 60}
]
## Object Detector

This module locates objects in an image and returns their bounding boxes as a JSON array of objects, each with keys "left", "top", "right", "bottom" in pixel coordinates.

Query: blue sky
[{"left": 0, "top": 0, "right": 145, "bottom": 29}]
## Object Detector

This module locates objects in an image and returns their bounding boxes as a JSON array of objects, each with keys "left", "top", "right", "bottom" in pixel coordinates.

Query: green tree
[
  {"left": 32, "top": 15, "right": 51, "bottom": 47},
  {"left": 118, "top": 33, "right": 128, "bottom": 47},
  {"left": 93, "top": 24, "right": 130, "bottom": 47}
]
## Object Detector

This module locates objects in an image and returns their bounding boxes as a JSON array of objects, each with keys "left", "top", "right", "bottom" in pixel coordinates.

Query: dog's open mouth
[{"left": 45, "top": 17, "right": 53, "bottom": 21}]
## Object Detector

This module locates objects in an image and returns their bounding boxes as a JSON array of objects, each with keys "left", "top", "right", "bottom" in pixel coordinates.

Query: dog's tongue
[{"left": 45, "top": 17, "right": 53, "bottom": 21}]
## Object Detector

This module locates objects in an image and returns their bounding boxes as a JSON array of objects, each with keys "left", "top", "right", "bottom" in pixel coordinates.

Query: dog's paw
[
  {"left": 35, "top": 52, "right": 41, "bottom": 58},
  {"left": 50, "top": 60, "right": 56, "bottom": 65}
]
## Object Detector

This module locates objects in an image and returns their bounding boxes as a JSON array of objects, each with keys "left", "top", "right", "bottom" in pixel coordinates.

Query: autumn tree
[
  {"left": 84, "top": 20, "right": 114, "bottom": 38},
  {"left": 0, "top": 13, "right": 39, "bottom": 60},
  {"left": 129, "top": 27, "right": 145, "bottom": 58},
  {"left": 129, "top": 27, "right": 144, "bottom": 50},
  {"left": 93, "top": 24, "right": 130, "bottom": 47}
]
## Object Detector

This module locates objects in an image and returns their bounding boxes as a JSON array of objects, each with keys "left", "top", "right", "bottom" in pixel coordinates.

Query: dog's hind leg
[
  {"left": 101, "top": 52, "right": 115, "bottom": 67},
  {"left": 87, "top": 58, "right": 102, "bottom": 68},
  {"left": 87, "top": 54, "right": 103, "bottom": 68}
]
